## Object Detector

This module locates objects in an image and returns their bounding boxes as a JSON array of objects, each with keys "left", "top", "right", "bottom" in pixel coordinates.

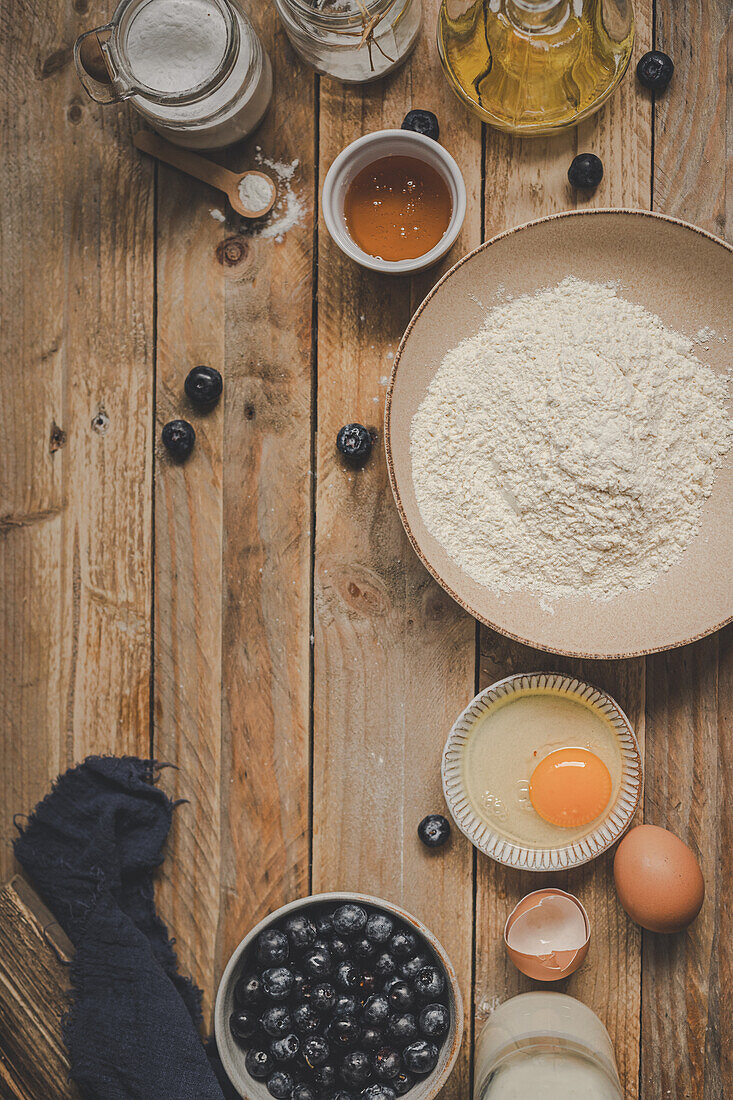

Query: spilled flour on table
[
  {"left": 411, "top": 276, "right": 732, "bottom": 605},
  {"left": 247, "top": 150, "right": 305, "bottom": 241}
]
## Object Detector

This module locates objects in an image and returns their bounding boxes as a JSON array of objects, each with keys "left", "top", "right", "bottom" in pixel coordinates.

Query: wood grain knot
[
  {"left": 245, "top": 404, "right": 256, "bottom": 420},
  {"left": 73, "top": 0, "right": 89, "bottom": 11},
  {"left": 49, "top": 421, "right": 66, "bottom": 453},
  {"left": 216, "top": 236, "right": 249, "bottom": 268},
  {"left": 38, "top": 47, "right": 71, "bottom": 80},
  {"left": 67, "top": 101, "right": 83, "bottom": 124},
  {"left": 91, "top": 409, "right": 109, "bottom": 434},
  {"left": 332, "top": 565, "right": 390, "bottom": 618}
]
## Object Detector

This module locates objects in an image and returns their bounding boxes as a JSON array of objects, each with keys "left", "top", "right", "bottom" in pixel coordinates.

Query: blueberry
[
  {"left": 399, "top": 955, "right": 428, "bottom": 982},
  {"left": 414, "top": 966, "right": 445, "bottom": 1001},
  {"left": 335, "top": 424, "right": 373, "bottom": 464},
  {"left": 360, "top": 1026, "right": 383, "bottom": 1051},
  {"left": 262, "top": 1005, "right": 294, "bottom": 1038},
  {"left": 267, "top": 1070, "right": 294, "bottom": 1099},
  {"left": 258, "top": 929, "right": 290, "bottom": 967},
  {"left": 636, "top": 50, "right": 674, "bottom": 91},
  {"left": 357, "top": 972, "right": 377, "bottom": 998},
  {"left": 362, "top": 1087, "right": 397, "bottom": 1100},
  {"left": 327, "top": 1015, "right": 361, "bottom": 1049},
  {"left": 374, "top": 952, "right": 398, "bottom": 980},
  {"left": 335, "top": 961, "right": 362, "bottom": 991},
  {"left": 366, "top": 914, "right": 394, "bottom": 944},
  {"left": 333, "top": 904, "right": 368, "bottom": 936},
  {"left": 372, "top": 1047, "right": 402, "bottom": 1081},
  {"left": 292, "top": 971, "right": 311, "bottom": 1001},
  {"left": 284, "top": 914, "right": 317, "bottom": 951},
  {"left": 362, "top": 995, "right": 391, "bottom": 1026},
  {"left": 332, "top": 1092, "right": 356, "bottom": 1100},
  {"left": 382, "top": 976, "right": 403, "bottom": 996},
  {"left": 330, "top": 934, "right": 351, "bottom": 959},
  {"left": 417, "top": 814, "right": 451, "bottom": 848},
  {"left": 392, "top": 1071, "right": 415, "bottom": 1095},
  {"left": 401, "top": 109, "right": 440, "bottom": 142},
  {"left": 567, "top": 153, "right": 603, "bottom": 190},
  {"left": 387, "top": 981, "right": 415, "bottom": 1012},
  {"left": 230, "top": 1007, "right": 260, "bottom": 1042},
  {"left": 316, "top": 914, "right": 333, "bottom": 935},
  {"left": 341, "top": 1049, "right": 373, "bottom": 1086},
  {"left": 162, "top": 419, "right": 195, "bottom": 460},
  {"left": 311, "top": 1063, "right": 337, "bottom": 1089},
  {"left": 419, "top": 1003, "right": 449, "bottom": 1038},
  {"left": 292, "top": 1086, "right": 317, "bottom": 1100},
  {"left": 302, "top": 944, "right": 332, "bottom": 979},
  {"left": 245, "top": 1048, "right": 273, "bottom": 1080},
  {"left": 263, "top": 967, "right": 294, "bottom": 1001},
  {"left": 386, "top": 1013, "right": 418, "bottom": 1045},
  {"left": 235, "top": 972, "right": 264, "bottom": 1007},
  {"left": 270, "top": 1033, "right": 300, "bottom": 1063},
  {"left": 403, "top": 1040, "right": 439, "bottom": 1075},
  {"left": 302, "top": 1035, "right": 331, "bottom": 1068},
  {"left": 292, "top": 1002, "right": 320, "bottom": 1035},
  {"left": 333, "top": 993, "right": 359, "bottom": 1017},
  {"left": 310, "top": 980, "right": 336, "bottom": 1014},
  {"left": 184, "top": 365, "right": 223, "bottom": 408},
  {"left": 354, "top": 936, "right": 377, "bottom": 960},
  {"left": 389, "top": 930, "right": 417, "bottom": 960}
]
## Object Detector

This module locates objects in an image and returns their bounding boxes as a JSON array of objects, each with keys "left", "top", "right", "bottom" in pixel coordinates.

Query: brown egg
[{"left": 613, "top": 824, "right": 704, "bottom": 933}]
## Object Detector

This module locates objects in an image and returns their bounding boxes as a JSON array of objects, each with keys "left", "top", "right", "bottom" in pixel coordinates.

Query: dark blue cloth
[{"left": 14, "top": 756, "right": 232, "bottom": 1100}]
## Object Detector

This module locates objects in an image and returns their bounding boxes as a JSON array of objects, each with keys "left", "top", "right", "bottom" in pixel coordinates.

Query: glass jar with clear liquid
[
  {"left": 438, "top": 0, "right": 634, "bottom": 134},
  {"left": 475, "top": 993, "right": 624, "bottom": 1100}
]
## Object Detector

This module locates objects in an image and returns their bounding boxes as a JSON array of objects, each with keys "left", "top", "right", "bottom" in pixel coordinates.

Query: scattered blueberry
[
  {"left": 293, "top": 1002, "right": 320, "bottom": 1035},
  {"left": 386, "top": 1014, "right": 418, "bottom": 1045},
  {"left": 292, "top": 1085, "right": 317, "bottom": 1100},
  {"left": 398, "top": 955, "right": 428, "bottom": 982},
  {"left": 362, "top": 1084, "right": 397, "bottom": 1100},
  {"left": 327, "top": 1015, "right": 361, "bottom": 1049},
  {"left": 263, "top": 967, "right": 295, "bottom": 1001},
  {"left": 341, "top": 1050, "right": 373, "bottom": 1087},
  {"left": 387, "top": 980, "right": 415, "bottom": 1013},
  {"left": 414, "top": 966, "right": 445, "bottom": 1001},
  {"left": 258, "top": 929, "right": 290, "bottom": 967},
  {"left": 302, "top": 1035, "right": 331, "bottom": 1068},
  {"left": 270, "top": 1033, "right": 300, "bottom": 1063},
  {"left": 636, "top": 50, "right": 674, "bottom": 91},
  {"left": 162, "top": 419, "right": 195, "bottom": 460},
  {"left": 262, "top": 1005, "right": 294, "bottom": 1038},
  {"left": 393, "top": 1071, "right": 415, "bottom": 1095},
  {"left": 267, "top": 1069, "right": 294, "bottom": 1099},
  {"left": 285, "top": 914, "right": 318, "bottom": 950},
  {"left": 567, "top": 153, "right": 604, "bottom": 190},
  {"left": 184, "top": 365, "right": 223, "bottom": 408},
  {"left": 366, "top": 914, "right": 394, "bottom": 944},
  {"left": 303, "top": 945, "right": 333, "bottom": 979},
  {"left": 333, "top": 904, "right": 368, "bottom": 937},
  {"left": 362, "top": 995, "right": 391, "bottom": 1026},
  {"left": 374, "top": 952, "right": 398, "bottom": 980},
  {"left": 360, "top": 1026, "right": 383, "bottom": 1051},
  {"left": 402, "top": 1040, "right": 439, "bottom": 1076},
  {"left": 230, "top": 1008, "right": 260, "bottom": 1042},
  {"left": 419, "top": 1003, "right": 449, "bottom": 1039},
  {"left": 389, "top": 930, "right": 418, "bottom": 960},
  {"left": 336, "top": 424, "right": 372, "bottom": 464},
  {"left": 417, "top": 814, "right": 451, "bottom": 848},
  {"left": 310, "top": 981, "right": 336, "bottom": 1014},
  {"left": 245, "top": 1048, "right": 273, "bottom": 1079},
  {"left": 401, "top": 109, "right": 440, "bottom": 142},
  {"left": 373, "top": 1047, "right": 402, "bottom": 1081}
]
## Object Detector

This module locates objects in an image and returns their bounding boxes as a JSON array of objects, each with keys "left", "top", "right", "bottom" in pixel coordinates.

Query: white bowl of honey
[{"left": 322, "top": 129, "right": 466, "bottom": 274}]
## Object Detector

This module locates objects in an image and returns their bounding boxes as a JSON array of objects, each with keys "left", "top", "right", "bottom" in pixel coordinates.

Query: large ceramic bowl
[
  {"left": 214, "top": 892, "right": 464, "bottom": 1099},
  {"left": 441, "top": 672, "right": 643, "bottom": 871}
]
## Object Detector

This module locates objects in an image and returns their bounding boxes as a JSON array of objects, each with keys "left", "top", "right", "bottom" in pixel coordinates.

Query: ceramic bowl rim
[
  {"left": 441, "top": 672, "right": 643, "bottom": 871},
  {"left": 214, "top": 890, "right": 465, "bottom": 1099}
]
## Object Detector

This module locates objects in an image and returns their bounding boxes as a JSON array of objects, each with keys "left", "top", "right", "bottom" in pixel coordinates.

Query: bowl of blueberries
[{"left": 214, "top": 892, "right": 463, "bottom": 1100}]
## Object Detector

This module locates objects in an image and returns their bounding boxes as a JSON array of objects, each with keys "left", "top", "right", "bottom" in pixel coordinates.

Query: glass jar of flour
[
  {"left": 74, "top": 0, "right": 272, "bottom": 149},
  {"left": 475, "top": 994, "right": 624, "bottom": 1100},
  {"left": 274, "top": 0, "right": 421, "bottom": 83}
]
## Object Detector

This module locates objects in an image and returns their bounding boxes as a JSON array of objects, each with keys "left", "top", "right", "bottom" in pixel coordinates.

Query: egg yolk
[{"left": 529, "top": 747, "right": 612, "bottom": 828}]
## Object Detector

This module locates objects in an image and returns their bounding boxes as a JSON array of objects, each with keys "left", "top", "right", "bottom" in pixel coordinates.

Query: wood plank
[
  {"left": 0, "top": 876, "right": 79, "bottom": 1099},
  {"left": 153, "top": 4, "right": 316, "bottom": 1023},
  {"left": 312, "top": 7, "right": 482, "bottom": 1097},
  {"left": 642, "top": 6, "right": 733, "bottom": 1093},
  {"left": 0, "top": 0, "right": 154, "bottom": 882},
  {"left": 476, "top": 9, "right": 652, "bottom": 1096}
]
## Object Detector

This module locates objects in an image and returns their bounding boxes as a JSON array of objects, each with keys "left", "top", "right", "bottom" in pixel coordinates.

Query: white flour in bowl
[{"left": 410, "top": 277, "right": 732, "bottom": 604}]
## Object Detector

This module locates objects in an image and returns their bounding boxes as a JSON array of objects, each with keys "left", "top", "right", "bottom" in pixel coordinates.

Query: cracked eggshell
[{"left": 503, "top": 888, "right": 590, "bottom": 981}]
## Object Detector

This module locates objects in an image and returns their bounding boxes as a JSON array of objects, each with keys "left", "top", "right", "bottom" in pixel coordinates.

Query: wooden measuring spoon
[{"left": 133, "top": 130, "right": 276, "bottom": 218}]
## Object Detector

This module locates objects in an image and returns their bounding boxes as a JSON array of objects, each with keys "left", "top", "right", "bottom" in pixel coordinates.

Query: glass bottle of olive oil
[{"left": 437, "top": 0, "right": 634, "bottom": 135}]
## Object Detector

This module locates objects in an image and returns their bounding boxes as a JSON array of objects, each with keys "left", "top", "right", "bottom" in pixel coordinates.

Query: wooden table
[{"left": 2, "top": 1, "right": 732, "bottom": 1096}]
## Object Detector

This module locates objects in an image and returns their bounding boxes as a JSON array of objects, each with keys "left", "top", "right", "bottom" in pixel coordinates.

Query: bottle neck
[{"left": 505, "top": 0, "right": 569, "bottom": 32}]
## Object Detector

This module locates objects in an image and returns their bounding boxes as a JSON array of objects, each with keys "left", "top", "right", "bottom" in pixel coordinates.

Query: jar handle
[{"left": 74, "top": 25, "right": 133, "bottom": 104}]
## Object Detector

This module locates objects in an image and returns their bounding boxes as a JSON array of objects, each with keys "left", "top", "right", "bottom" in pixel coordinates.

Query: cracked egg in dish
[{"left": 442, "top": 673, "right": 642, "bottom": 870}]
